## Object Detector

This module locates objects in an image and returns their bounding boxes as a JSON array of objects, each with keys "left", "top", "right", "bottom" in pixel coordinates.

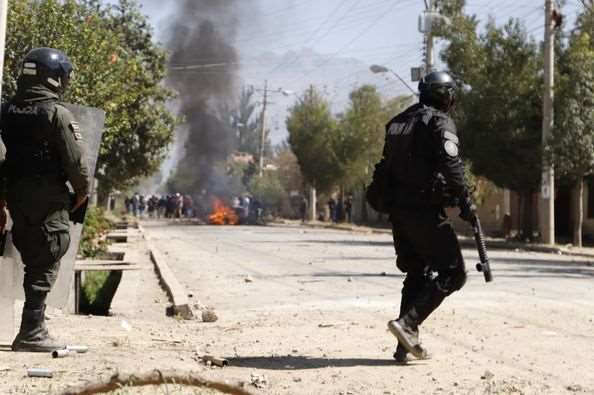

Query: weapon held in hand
[{"left": 470, "top": 215, "right": 493, "bottom": 282}]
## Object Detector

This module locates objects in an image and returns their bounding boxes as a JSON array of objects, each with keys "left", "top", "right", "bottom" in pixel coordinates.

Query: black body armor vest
[
  {"left": 384, "top": 105, "right": 451, "bottom": 208},
  {"left": 387, "top": 107, "right": 432, "bottom": 187},
  {"left": 1, "top": 100, "right": 63, "bottom": 181}
]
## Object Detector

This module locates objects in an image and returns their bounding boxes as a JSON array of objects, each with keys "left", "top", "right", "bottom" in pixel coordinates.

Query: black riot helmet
[
  {"left": 418, "top": 71, "right": 456, "bottom": 112},
  {"left": 20, "top": 47, "right": 74, "bottom": 93}
]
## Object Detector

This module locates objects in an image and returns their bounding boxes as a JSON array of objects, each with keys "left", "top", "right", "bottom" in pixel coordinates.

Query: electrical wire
[{"left": 265, "top": 0, "right": 358, "bottom": 75}]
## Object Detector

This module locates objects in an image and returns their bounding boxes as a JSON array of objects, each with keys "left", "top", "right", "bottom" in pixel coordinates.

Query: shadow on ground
[{"left": 227, "top": 355, "right": 420, "bottom": 370}]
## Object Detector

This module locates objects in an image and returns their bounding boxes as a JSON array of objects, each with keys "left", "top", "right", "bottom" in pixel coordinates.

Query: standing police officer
[
  {"left": 377, "top": 71, "right": 475, "bottom": 363},
  {"left": 0, "top": 48, "right": 89, "bottom": 352}
]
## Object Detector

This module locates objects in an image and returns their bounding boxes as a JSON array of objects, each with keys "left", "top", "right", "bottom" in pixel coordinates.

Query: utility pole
[
  {"left": 258, "top": 80, "right": 268, "bottom": 177},
  {"left": 0, "top": 0, "right": 8, "bottom": 100},
  {"left": 425, "top": 0, "right": 434, "bottom": 72},
  {"left": 540, "top": 0, "right": 555, "bottom": 245}
]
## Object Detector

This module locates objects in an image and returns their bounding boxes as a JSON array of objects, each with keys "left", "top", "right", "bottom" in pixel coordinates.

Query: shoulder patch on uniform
[
  {"left": 444, "top": 140, "right": 459, "bottom": 157},
  {"left": 69, "top": 122, "right": 82, "bottom": 140},
  {"left": 443, "top": 131, "right": 459, "bottom": 144}
]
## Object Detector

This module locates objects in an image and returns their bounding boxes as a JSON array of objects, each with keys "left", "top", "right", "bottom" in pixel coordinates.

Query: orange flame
[{"left": 209, "top": 199, "right": 239, "bottom": 225}]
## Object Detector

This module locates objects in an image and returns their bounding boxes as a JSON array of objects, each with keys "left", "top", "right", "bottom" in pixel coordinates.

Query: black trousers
[
  {"left": 8, "top": 179, "right": 71, "bottom": 310},
  {"left": 391, "top": 207, "right": 466, "bottom": 326}
]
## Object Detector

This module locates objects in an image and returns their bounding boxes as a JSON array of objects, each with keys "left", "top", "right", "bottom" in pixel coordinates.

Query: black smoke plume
[{"left": 165, "top": 0, "right": 241, "bottom": 209}]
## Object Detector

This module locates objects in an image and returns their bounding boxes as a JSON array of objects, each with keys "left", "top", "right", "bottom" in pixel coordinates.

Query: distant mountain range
[{"left": 239, "top": 48, "right": 415, "bottom": 144}]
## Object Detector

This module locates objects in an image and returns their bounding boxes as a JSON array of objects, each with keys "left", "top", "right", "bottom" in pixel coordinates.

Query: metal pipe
[
  {"left": 52, "top": 349, "right": 71, "bottom": 358},
  {"left": 66, "top": 345, "right": 89, "bottom": 353},
  {"left": 27, "top": 368, "right": 53, "bottom": 378}
]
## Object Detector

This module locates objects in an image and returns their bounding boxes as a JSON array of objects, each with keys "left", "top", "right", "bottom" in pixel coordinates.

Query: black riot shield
[{"left": 0, "top": 104, "right": 104, "bottom": 342}]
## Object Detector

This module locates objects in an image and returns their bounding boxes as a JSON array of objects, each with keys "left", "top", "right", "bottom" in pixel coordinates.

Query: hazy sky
[{"left": 132, "top": 0, "right": 585, "bottom": 95}]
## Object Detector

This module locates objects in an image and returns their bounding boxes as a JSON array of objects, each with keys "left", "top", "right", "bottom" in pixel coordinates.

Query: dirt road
[
  {"left": 1, "top": 222, "right": 593, "bottom": 394},
  {"left": 140, "top": 222, "right": 594, "bottom": 395}
]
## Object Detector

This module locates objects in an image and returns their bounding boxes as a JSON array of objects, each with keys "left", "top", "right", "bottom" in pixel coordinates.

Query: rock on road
[{"left": 143, "top": 221, "right": 594, "bottom": 395}]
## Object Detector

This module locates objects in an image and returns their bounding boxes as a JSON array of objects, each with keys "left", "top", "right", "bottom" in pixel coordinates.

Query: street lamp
[
  {"left": 280, "top": 89, "right": 295, "bottom": 97},
  {"left": 370, "top": 64, "right": 418, "bottom": 96}
]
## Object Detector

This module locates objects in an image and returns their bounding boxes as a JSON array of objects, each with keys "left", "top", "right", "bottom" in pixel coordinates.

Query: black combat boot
[
  {"left": 393, "top": 344, "right": 410, "bottom": 364},
  {"left": 387, "top": 317, "right": 426, "bottom": 359},
  {"left": 11, "top": 307, "right": 65, "bottom": 352},
  {"left": 393, "top": 343, "right": 431, "bottom": 364},
  {"left": 390, "top": 281, "right": 446, "bottom": 360}
]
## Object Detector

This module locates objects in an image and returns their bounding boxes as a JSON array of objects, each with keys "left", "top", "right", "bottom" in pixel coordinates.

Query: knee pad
[{"left": 435, "top": 268, "right": 467, "bottom": 295}]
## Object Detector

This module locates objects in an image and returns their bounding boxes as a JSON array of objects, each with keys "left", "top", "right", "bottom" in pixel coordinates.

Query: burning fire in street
[{"left": 209, "top": 199, "right": 239, "bottom": 225}]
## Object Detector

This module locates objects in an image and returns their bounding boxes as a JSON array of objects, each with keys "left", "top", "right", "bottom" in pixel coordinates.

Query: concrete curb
[
  {"left": 289, "top": 221, "right": 594, "bottom": 260},
  {"left": 137, "top": 224, "right": 194, "bottom": 320}
]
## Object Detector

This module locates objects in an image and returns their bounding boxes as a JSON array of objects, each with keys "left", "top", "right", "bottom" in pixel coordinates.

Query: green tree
[
  {"left": 222, "top": 85, "right": 272, "bottom": 189},
  {"left": 275, "top": 142, "right": 303, "bottom": 195},
  {"left": 334, "top": 85, "right": 385, "bottom": 190},
  {"left": 576, "top": 2, "right": 593, "bottom": 43},
  {"left": 2, "top": 0, "right": 177, "bottom": 199},
  {"left": 335, "top": 87, "right": 411, "bottom": 222},
  {"left": 287, "top": 86, "right": 340, "bottom": 219},
  {"left": 233, "top": 86, "right": 261, "bottom": 156},
  {"left": 248, "top": 171, "right": 286, "bottom": 214},
  {"left": 551, "top": 32, "right": 594, "bottom": 246},
  {"left": 440, "top": 10, "right": 543, "bottom": 239}
]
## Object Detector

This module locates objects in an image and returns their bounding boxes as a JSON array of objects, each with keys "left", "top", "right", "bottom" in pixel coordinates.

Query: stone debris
[
  {"left": 120, "top": 320, "right": 132, "bottom": 332},
  {"left": 318, "top": 324, "right": 334, "bottom": 328},
  {"left": 567, "top": 384, "right": 584, "bottom": 392},
  {"left": 250, "top": 373, "right": 268, "bottom": 388},
  {"left": 201, "top": 309, "right": 218, "bottom": 323},
  {"left": 244, "top": 276, "right": 254, "bottom": 283},
  {"left": 481, "top": 370, "right": 495, "bottom": 380},
  {"left": 201, "top": 355, "right": 228, "bottom": 367}
]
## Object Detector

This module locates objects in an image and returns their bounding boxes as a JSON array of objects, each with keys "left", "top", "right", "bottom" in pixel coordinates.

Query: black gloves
[{"left": 459, "top": 196, "right": 477, "bottom": 223}]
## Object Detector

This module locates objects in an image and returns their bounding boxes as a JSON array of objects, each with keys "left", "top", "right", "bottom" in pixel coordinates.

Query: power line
[
  {"left": 265, "top": 0, "right": 355, "bottom": 75},
  {"left": 237, "top": 0, "right": 398, "bottom": 47},
  {"left": 291, "top": 0, "right": 416, "bottom": 85}
]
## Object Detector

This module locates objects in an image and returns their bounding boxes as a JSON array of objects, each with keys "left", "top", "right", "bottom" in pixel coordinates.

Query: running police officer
[
  {"left": 0, "top": 48, "right": 89, "bottom": 352},
  {"left": 377, "top": 71, "right": 475, "bottom": 363}
]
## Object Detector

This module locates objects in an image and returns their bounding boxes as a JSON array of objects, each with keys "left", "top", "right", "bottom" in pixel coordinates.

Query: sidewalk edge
[
  {"left": 292, "top": 221, "right": 594, "bottom": 259},
  {"left": 138, "top": 224, "right": 194, "bottom": 320}
]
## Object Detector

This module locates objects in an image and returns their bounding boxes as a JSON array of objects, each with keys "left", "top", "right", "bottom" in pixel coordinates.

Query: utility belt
[
  {"left": 4, "top": 148, "right": 63, "bottom": 181},
  {"left": 6, "top": 165, "right": 65, "bottom": 183},
  {"left": 391, "top": 179, "right": 459, "bottom": 209}
]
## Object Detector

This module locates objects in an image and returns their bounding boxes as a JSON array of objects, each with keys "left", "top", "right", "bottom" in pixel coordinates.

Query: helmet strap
[{"left": 47, "top": 77, "right": 61, "bottom": 88}]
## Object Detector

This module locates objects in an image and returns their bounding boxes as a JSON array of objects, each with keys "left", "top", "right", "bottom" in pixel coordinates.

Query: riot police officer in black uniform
[
  {"left": 378, "top": 71, "right": 475, "bottom": 363},
  {"left": 0, "top": 48, "right": 89, "bottom": 352}
]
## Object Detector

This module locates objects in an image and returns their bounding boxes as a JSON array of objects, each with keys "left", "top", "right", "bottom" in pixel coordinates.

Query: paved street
[{"left": 143, "top": 221, "right": 594, "bottom": 394}]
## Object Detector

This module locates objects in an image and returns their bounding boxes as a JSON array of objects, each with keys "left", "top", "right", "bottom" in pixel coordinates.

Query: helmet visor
[{"left": 60, "top": 61, "right": 74, "bottom": 89}]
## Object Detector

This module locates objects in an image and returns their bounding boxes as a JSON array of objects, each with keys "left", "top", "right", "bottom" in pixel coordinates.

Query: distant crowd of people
[
  {"left": 327, "top": 196, "right": 353, "bottom": 223},
  {"left": 232, "top": 195, "right": 264, "bottom": 224},
  {"left": 298, "top": 195, "right": 353, "bottom": 223},
  {"left": 124, "top": 192, "right": 194, "bottom": 219}
]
